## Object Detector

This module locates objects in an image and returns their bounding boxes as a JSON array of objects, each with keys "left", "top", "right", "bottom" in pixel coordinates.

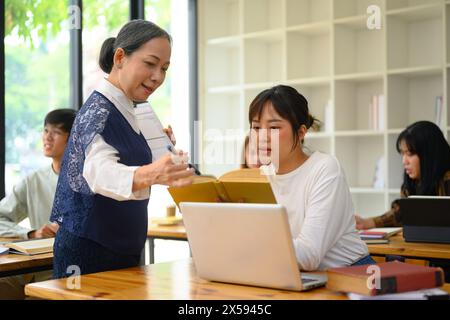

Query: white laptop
[{"left": 179, "top": 202, "right": 327, "bottom": 291}]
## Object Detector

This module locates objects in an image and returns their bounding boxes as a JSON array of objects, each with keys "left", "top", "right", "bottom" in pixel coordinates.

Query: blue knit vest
[{"left": 51, "top": 91, "right": 152, "bottom": 255}]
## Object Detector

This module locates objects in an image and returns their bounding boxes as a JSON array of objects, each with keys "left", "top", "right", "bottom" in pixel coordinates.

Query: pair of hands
[
  {"left": 133, "top": 126, "right": 195, "bottom": 191},
  {"left": 27, "top": 127, "right": 181, "bottom": 239},
  {"left": 28, "top": 222, "right": 59, "bottom": 239}
]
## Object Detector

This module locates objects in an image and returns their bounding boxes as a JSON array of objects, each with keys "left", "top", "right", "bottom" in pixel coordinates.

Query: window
[
  {"left": 145, "top": 0, "right": 191, "bottom": 218},
  {"left": 146, "top": 0, "right": 192, "bottom": 263},
  {"left": 4, "top": 0, "right": 70, "bottom": 194},
  {"left": 82, "top": 0, "right": 129, "bottom": 100},
  {"left": 3, "top": 0, "right": 194, "bottom": 262}
]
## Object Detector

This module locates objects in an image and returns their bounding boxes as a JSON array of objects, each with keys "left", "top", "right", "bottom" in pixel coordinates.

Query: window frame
[{"left": 1, "top": 0, "right": 5, "bottom": 198}]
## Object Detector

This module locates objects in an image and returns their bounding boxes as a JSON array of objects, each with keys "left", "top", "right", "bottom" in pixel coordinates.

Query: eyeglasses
[{"left": 43, "top": 127, "right": 68, "bottom": 138}]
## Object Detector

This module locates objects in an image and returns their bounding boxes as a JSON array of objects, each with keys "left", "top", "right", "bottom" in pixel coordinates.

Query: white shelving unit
[{"left": 198, "top": 0, "right": 450, "bottom": 217}]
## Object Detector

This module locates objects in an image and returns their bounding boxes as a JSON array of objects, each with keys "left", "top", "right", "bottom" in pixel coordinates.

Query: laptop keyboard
[{"left": 301, "top": 277, "right": 315, "bottom": 284}]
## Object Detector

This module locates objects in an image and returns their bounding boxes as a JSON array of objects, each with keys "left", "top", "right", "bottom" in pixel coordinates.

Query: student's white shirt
[
  {"left": 0, "top": 165, "right": 58, "bottom": 239},
  {"left": 266, "top": 151, "right": 369, "bottom": 271},
  {"left": 82, "top": 78, "right": 150, "bottom": 201}
]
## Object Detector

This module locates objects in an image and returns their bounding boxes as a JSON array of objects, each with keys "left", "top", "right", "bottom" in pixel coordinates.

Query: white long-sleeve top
[
  {"left": 82, "top": 78, "right": 150, "bottom": 201},
  {"left": 266, "top": 151, "right": 369, "bottom": 271},
  {"left": 0, "top": 165, "right": 58, "bottom": 239}
]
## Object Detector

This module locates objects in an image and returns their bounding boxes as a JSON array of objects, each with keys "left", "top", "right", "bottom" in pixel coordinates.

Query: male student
[{"left": 0, "top": 108, "right": 76, "bottom": 299}]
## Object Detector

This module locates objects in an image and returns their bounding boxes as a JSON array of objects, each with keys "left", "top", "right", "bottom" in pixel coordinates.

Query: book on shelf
[
  {"left": 434, "top": 96, "right": 444, "bottom": 130},
  {"left": 168, "top": 168, "right": 276, "bottom": 209},
  {"left": 3, "top": 238, "right": 54, "bottom": 255},
  {"left": 323, "top": 99, "right": 333, "bottom": 133},
  {"left": 378, "top": 94, "right": 385, "bottom": 130},
  {"left": 359, "top": 227, "right": 402, "bottom": 240},
  {"left": 369, "top": 94, "right": 385, "bottom": 131},
  {"left": 326, "top": 261, "right": 445, "bottom": 296},
  {"left": 372, "top": 156, "right": 385, "bottom": 189}
]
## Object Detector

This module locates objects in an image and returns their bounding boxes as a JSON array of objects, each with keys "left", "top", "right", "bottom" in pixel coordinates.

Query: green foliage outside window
[{"left": 5, "top": 0, "right": 172, "bottom": 165}]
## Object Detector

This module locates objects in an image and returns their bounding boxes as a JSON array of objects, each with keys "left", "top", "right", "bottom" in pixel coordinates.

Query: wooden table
[
  {"left": 368, "top": 234, "right": 450, "bottom": 261},
  {"left": 24, "top": 259, "right": 347, "bottom": 300},
  {"left": 0, "top": 252, "right": 53, "bottom": 278},
  {"left": 147, "top": 224, "right": 188, "bottom": 264}
]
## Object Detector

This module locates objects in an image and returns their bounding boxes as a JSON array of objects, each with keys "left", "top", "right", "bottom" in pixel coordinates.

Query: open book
[
  {"left": 168, "top": 168, "right": 277, "bottom": 209},
  {"left": 3, "top": 238, "right": 54, "bottom": 255}
]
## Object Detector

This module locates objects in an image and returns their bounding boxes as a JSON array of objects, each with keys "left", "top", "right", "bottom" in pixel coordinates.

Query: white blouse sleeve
[
  {"left": 292, "top": 163, "right": 353, "bottom": 271},
  {"left": 82, "top": 134, "right": 150, "bottom": 201}
]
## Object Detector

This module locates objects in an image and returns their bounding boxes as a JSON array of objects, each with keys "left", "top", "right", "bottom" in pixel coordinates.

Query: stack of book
[
  {"left": 327, "top": 261, "right": 448, "bottom": 300},
  {"left": 359, "top": 227, "right": 402, "bottom": 244}
]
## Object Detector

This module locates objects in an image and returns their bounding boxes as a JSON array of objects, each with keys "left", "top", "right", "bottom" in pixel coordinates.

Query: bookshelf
[
  {"left": 387, "top": 71, "right": 443, "bottom": 130},
  {"left": 244, "top": 32, "right": 284, "bottom": 84},
  {"left": 243, "top": 0, "right": 283, "bottom": 33},
  {"left": 198, "top": 0, "right": 450, "bottom": 217}
]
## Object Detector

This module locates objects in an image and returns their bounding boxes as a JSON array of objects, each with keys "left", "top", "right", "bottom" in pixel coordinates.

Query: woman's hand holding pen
[
  {"left": 163, "top": 125, "right": 176, "bottom": 145},
  {"left": 133, "top": 152, "right": 194, "bottom": 191}
]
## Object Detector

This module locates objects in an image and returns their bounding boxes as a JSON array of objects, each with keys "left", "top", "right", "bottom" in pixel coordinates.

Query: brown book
[
  {"left": 326, "top": 261, "right": 445, "bottom": 296},
  {"left": 168, "top": 168, "right": 276, "bottom": 209}
]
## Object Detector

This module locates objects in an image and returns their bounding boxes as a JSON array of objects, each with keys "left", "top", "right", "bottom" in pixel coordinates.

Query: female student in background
[
  {"left": 355, "top": 121, "right": 450, "bottom": 230},
  {"left": 248, "top": 85, "right": 374, "bottom": 271},
  {"left": 50, "top": 20, "right": 194, "bottom": 278},
  {"left": 355, "top": 121, "right": 450, "bottom": 282},
  {"left": 241, "top": 135, "right": 260, "bottom": 169}
]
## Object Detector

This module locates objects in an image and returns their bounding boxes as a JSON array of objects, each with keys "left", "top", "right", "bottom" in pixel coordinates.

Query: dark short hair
[
  {"left": 396, "top": 121, "right": 450, "bottom": 195},
  {"left": 44, "top": 108, "right": 77, "bottom": 134},
  {"left": 248, "top": 85, "right": 319, "bottom": 150},
  {"left": 99, "top": 19, "right": 172, "bottom": 74}
]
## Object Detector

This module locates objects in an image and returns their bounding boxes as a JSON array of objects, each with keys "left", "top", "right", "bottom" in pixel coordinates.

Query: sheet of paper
[
  {"left": 348, "top": 288, "right": 449, "bottom": 300},
  {"left": 0, "top": 245, "right": 9, "bottom": 255},
  {"left": 134, "top": 102, "right": 175, "bottom": 161}
]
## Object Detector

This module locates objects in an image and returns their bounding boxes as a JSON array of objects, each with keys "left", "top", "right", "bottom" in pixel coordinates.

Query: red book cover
[
  {"left": 360, "top": 231, "right": 386, "bottom": 236},
  {"left": 327, "top": 261, "right": 444, "bottom": 296}
]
